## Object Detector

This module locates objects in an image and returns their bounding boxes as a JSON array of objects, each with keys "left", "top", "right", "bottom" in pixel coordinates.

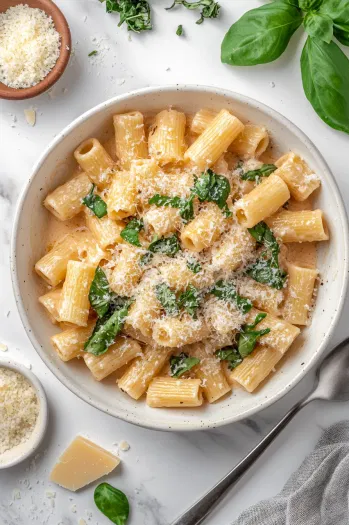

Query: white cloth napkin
[{"left": 232, "top": 421, "right": 349, "bottom": 525}]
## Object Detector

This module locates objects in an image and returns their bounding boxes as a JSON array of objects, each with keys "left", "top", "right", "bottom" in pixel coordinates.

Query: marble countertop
[{"left": 1, "top": 1, "right": 349, "bottom": 524}]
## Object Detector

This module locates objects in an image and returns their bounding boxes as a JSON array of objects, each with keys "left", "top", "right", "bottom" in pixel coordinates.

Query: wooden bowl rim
[{"left": 0, "top": 0, "right": 71, "bottom": 100}]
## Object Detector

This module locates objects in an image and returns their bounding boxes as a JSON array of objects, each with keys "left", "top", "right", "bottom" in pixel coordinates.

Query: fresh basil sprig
[
  {"left": 170, "top": 352, "right": 200, "bottom": 378},
  {"left": 120, "top": 218, "right": 144, "bottom": 247},
  {"left": 216, "top": 347, "right": 243, "bottom": 370},
  {"left": 238, "top": 313, "right": 271, "bottom": 358},
  {"left": 155, "top": 283, "right": 179, "bottom": 316},
  {"left": 166, "top": 0, "right": 220, "bottom": 25},
  {"left": 241, "top": 164, "right": 277, "bottom": 183},
  {"left": 192, "top": 169, "right": 232, "bottom": 217},
  {"left": 100, "top": 0, "right": 152, "bottom": 33},
  {"left": 94, "top": 482, "right": 129, "bottom": 525},
  {"left": 221, "top": 0, "right": 349, "bottom": 134},
  {"left": 148, "top": 194, "right": 194, "bottom": 223},
  {"left": 148, "top": 234, "right": 181, "bottom": 256},
  {"left": 211, "top": 280, "right": 252, "bottom": 314},
  {"left": 82, "top": 184, "right": 107, "bottom": 218},
  {"left": 247, "top": 222, "right": 287, "bottom": 290}
]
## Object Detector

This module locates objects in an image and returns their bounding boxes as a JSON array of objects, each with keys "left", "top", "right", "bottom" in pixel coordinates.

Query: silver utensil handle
[{"left": 171, "top": 401, "right": 305, "bottom": 525}]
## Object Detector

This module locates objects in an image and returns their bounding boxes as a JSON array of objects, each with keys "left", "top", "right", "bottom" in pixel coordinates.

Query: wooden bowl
[{"left": 0, "top": 0, "right": 71, "bottom": 100}]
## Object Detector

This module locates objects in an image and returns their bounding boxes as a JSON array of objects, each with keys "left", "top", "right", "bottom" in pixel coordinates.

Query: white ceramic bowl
[
  {"left": 11, "top": 86, "right": 349, "bottom": 431},
  {"left": 0, "top": 359, "right": 48, "bottom": 468}
]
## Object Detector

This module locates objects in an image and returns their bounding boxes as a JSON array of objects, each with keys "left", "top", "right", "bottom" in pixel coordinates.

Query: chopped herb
[
  {"left": 149, "top": 194, "right": 194, "bottom": 223},
  {"left": 192, "top": 169, "right": 232, "bottom": 217},
  {"left": 101, "top": 0, "right": 152, "bottom": 33},
  {"left": 241, "top": 164, "right": 277, "bottom": 183},
  {"left": 216, "top": 347, "right": 243, "bottom": 370},
  {"left": 178, "top": 284, "right": 200, "bottom": 318},
  {"left": 84, "top": 301, "right": 131, "bottom": 356},
  {"left": 155, "top": 283, "right": 179, "bottom": 316},
  {"left": 94, "top": 482, "right": 129, "bottom": 525},
  {"left": 176, "top": 24, "right": 184, "bottom": 35},
  {"left": 167, "top": 0, "right": 221, "bottom": 25},
  {"left": 211, "top": 280, "right": 252, "bottom": 314},
  {"left": 148, "top": 234, "right": 181, "bottom": 256},
  {"left": 247, "top": 222, "right": 287, "bottom": 289},
  {"left": 88, "top": 50, "right": 98, "bottom": 57},
  {"left": 187, "top": 259, "right": 202, "bottom": 274},
  {"left": 238, "top": 313, "right": 271, "bottom": 357},
  {"left": 89, "top": 267, "right": 113, "bottom": 318},
  {"left": 120, "top": 218, "right": 144, "bottom": 247},
  {"left": 170, "top": 352, "right": 200, "bottom": 378},
  {"left": 139, "top": 252, "right": 153, "bottom": 267},
  {"left": 82, "top": 184, "right": 107, "bottom": 218}
]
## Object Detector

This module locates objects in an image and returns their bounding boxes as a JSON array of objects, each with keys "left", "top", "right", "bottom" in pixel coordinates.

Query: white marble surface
[{"left": 1, "top": 1, "right": 349, "bottom": 524}]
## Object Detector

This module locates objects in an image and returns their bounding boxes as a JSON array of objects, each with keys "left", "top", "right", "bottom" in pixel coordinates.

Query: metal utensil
[{"left": 172, "top": 337, "right": 349, "bottom": 525}]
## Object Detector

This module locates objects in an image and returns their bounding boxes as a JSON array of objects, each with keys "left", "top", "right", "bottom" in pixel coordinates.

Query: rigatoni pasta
[{"left": 35, "top": 104, "right": 329, "bottom": 410}]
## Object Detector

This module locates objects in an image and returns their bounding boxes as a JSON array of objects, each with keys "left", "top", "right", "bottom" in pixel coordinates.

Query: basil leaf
[
  {"left": 320, "top": 0, "right": 349, "bottom": 46},
  {"left": 192, "top": 170, "right": 232, "bottom": 216},
  {"left": 221, "top": 2, "right": 302, "bottom": 66},
  {"left": 301, "top": 38, "right": 349, "bottom": 134},
  {"left": 176, "top": 24, "right": 184, "bottom": 35},
  {"left": 187, "top": 259, "right": 202, "bottom": 274},
  {"left": 94, "top": 483, "right": 129, "bottom": 525},
  {"left": 84, "top": 303, "right": 130, "bottom": 356},
  {"left": 89, "top": 267, "right": 113, "bottom": 318},
  {"left": 178, "top": 284, "right": 200, "bottom": 318},
  {"left": 170, "top": 352, "right": 200, "bottom": 378},
  {"left": 88, "top": 50, "right": 98, "bottom": 57},
  {"left": 139, "top": 252, "right": 153, "bottom": 267},
  {"left": 155, "top": 283, "right": 179, "bottom": 316},
  {"left": 120, "top": 218, "right": 144, "bottom": 247},
  {"left": 248, "top": 221, "right": 280, "bottom": 259},
  {"left": 238, "top": 313, "right": 271, "bottom": 358},
  {"left": 148, "top": 234, "right": 181, "bottom": 256},
  {"left": 82, "top": 184, "right": 107, "bottom": 218},
  {"left": 216, "top": 347, "right": 243, "bottom": 370},
  {"left": 303, "top": 12, "right": 333, "bottom": 43},
  {"left": 246, "top": 257, "right": 287, "bottom": 290},
  {"left": 166, "top": 1, "right": 220, "bottom": 25},
  {"left": 103, "top": 0, "right": 152, "bottom": 33},
  {"left": 149, "top": 194, "right": 194, "bottom": 223},
  {"left": 299, "top": 0, "right": 323, "bottom": 10},
  {"left": 211, "top": 280, "right": 252, "bottom": 314},
  {"left": 241, "top": 164, "right": 277, "bottom": 182}
]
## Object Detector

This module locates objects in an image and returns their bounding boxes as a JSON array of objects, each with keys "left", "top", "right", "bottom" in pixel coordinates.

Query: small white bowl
[
  {"left": 0, "top": 359, "right": 48, "bottom": 469},
  {"left": 10, "top": 86, "right": 349, "bottom": 431}
]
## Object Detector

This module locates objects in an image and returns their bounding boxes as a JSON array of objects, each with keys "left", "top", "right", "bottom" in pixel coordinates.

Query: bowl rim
[
  {"left": 0, "top": 358, "right": 48, "bottom": 468},
  {"left": 10, "top": 84, "right": 349, "bottom": 431}
]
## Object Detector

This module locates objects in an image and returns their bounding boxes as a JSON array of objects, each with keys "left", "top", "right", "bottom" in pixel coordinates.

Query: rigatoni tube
[
  {"left": 59, "top": 261, "right": 95, "bottom": 326},
  {"left": 74, "top": 138, "right": 114, "bottom": 189}
]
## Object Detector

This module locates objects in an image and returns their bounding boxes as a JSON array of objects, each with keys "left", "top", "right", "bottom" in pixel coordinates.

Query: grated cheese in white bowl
[{"left": 0, "top": 4, "right": 61, "bottom": 89}]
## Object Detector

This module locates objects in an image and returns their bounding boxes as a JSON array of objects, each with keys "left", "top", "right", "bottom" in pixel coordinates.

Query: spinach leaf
[
  {"left": 176, "top": 24, "right": 184, "bottom": 35},
  {"left": 155, "top": 283, "right": 179, "bottom": 316},
  {"left": 301, "top": 38, "right": 349, "bottom": 134},
  {"left": 211, "top": 280, "right": 252, "bottom": 314},
  {"left": 299, "top": 0, "right": 323, "bottom": 10},
  {"left": 178, "top": 284, "right": 200, "bottom": 318},
  {"left": 139, "top": 252, "right": 153, "bottom": 267},
  {"left": 101, "top": 0, "right": 152, "bottom": 33},
  {"left": 84, "top": 302, "right": 131, "bottom": 356},
  {"left": 221, "top": 2, "right": 302, "bottom": 66},
  {"left": 148, "top": 234, "right": 181, "bottom": 256},
  {"left": 303, "top": 12, "right": 333, "bottom": 43},
  {"left": 241, "top": 164, "right": 277, "bottom": 182},
  {"left": 320, "top": 0, "right": 349, "bottom": 46},
  {"left": 238, "top": 313, "right": 271, "bottom": 358},
  {"left": 216, "top": 347, "right": 243, "bottom": 370},
  {"left": 120, "top": 218, "right": 144, "bottom": 247},
  {"left": 187, "top": 259, "right": 202, "bottom": 274},
  {"left": 170, "top": 352, "right": 200, "bottom": 378},
  {"left": 148, "top": 194, "right": 194, "bottom": 223},
  {"left": 89, "top": 267, "right": 114, "bottom": 318},
  {"left": 192, "top": 169, "right": 232, "bottom": 217},
  {"left": 247, "top": 222, "right": 287, "bottom": 289},
  {"left": 94, "top": 483, "right": 129, "bottom": 525},
  {"left": 166, "top": 0, "right": 220, "bottom": 25},
  {"left": 82, "top": 184, "right": 107, "bottom": 218}
]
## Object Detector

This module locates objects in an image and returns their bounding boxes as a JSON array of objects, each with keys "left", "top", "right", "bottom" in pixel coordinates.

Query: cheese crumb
[
  {"left": 119, "top": 440, "right": 130, "bottom": 452},
  {"left": 0, "top": 4, "right": 61, "bottom": 88},
  {"left": 0, "top": 342, "right": 8, "bottom": 352},
  {"left": 24, "top": 108, "right": 36, "bottom": 127}
]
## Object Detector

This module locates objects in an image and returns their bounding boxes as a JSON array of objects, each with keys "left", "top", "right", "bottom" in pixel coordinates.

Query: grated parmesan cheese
[
  {"left": 0, "top": 4, "right": 61, "bottom": 88},
  {"left": 0, "top": 367, "right": 39, "bottom": 455}
]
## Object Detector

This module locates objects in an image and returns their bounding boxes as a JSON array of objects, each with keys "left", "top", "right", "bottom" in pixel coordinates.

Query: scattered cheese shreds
[
  {"left": 24, "top": 108, "right": 36, "bottom": 127},
  {"left": 0, "top": 4, "right": 61, "bottom": 88}
]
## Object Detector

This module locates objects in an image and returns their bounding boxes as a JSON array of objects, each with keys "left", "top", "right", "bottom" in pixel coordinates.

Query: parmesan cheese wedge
[{"left": 50, "top": 436, "right": 120, "bottom": 491}]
